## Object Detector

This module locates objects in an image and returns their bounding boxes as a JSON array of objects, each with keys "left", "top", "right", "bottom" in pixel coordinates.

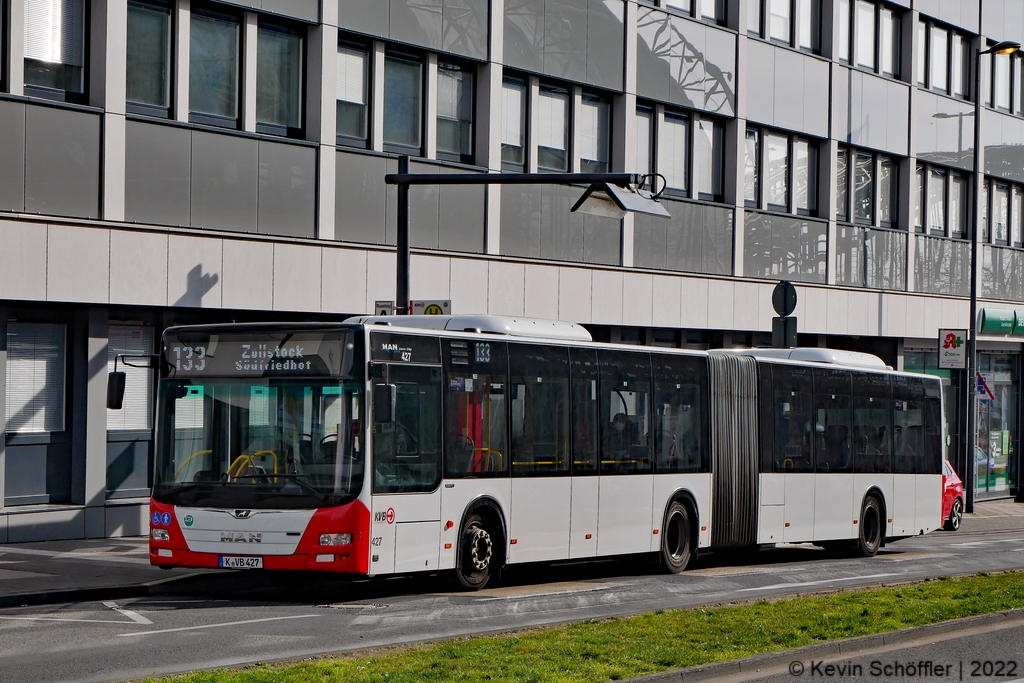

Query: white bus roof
[
  {"left": 721, "top": 347, "right": 890, "bottom": 370},
  {"left": 343, "top": 314, "right": 593, "bottom": 342}
]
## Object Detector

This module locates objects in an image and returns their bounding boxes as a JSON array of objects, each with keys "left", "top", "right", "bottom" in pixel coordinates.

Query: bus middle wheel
[
  {"left": 857, "top": 496, "right": 882, "bottom": 557},
  {"left": 456, "top": 513, "right": 496, "bottom": 590},
  {"left": 661, "top": 501, "right": 692, "bottom": 574}
]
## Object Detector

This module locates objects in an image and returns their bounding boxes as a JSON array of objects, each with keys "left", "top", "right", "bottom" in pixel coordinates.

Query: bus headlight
[
  {"left": 151, "top": 528, "right": 170, "bottom": 542},
  {"left": 319, "top": 533, "right": 352, "bottom": 546}
]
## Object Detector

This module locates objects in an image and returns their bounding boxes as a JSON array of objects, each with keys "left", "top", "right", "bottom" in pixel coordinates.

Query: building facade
[{"left": 0, "top": 0, "right": 1022, "bottom": 542}]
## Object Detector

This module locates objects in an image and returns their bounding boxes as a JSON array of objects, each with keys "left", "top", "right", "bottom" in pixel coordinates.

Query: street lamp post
[
  {"left": 967, "top": 40, "right": 1021, "bottom": 513},
  {"left": 385, "top": 156, "right": 669, "bottom": 315}
]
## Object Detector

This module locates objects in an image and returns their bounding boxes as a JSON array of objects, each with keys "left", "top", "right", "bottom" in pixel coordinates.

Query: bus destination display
[{"left": 164, "top": 332, "right": 351, "bottom": 378}]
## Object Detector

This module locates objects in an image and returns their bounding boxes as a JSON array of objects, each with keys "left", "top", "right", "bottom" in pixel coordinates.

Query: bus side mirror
[
  {"left": 373, "top": 383, "right": 396, "bottom": 423},
  {"left": 107, "top": 372, "right": 127, "bottom": 410}
]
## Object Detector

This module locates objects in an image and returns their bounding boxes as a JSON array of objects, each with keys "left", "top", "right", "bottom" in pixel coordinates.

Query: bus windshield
[{"left": 153, "top": 378, "right": 363, "bottom": 509}]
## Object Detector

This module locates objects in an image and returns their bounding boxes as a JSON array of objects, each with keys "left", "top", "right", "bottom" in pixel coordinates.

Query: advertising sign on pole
[{"left": 938, "top": 328, "right": 967, "bottom": 369}]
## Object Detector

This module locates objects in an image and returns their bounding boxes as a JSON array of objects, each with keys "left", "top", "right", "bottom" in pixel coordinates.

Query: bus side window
[
  {"left": 893, "top": 375, "right": 927, "bottom": 474},
  {"left": 509, "top": 344, "right": 571, "bottom": 477},
  {"left": 924, "top": 380, "right": 944, "bottom": 475},
  {"left": 570, "top": 348, "right": 599, "bottom": 475},
  {"left": 772, "top": 365, "right": 814, "bottom": 472},
  {"left": 597, "top": 350, "right": 653, "bottom": 475},
  {"left": 852, "top": 372, "right": 892, "bottom": 474},
  {"left": 652, "top": 353, "right": 709, "bottom": 474},
  {"left": 372, "top": 365, "right": 442, "bottom": 493},
  {"left": 443, "top": 340, "right": 509, "bottom": 479},
  {"left": 813, "top": 368, "right": 852, "bottom": 473},
  {"left": 758, "top": 364, "right": 775, "bottom": 473}
]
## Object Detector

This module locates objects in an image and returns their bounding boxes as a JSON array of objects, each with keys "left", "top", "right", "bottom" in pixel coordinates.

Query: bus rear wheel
[
  {"left": 661, "top": 502, "right": 693, "bottom": 574},
  {"left": 456, "top": 513, "right": 496, "bottom": 590},
  {"left": 857, "top": 496, "right": 883, "bottom": 557}
]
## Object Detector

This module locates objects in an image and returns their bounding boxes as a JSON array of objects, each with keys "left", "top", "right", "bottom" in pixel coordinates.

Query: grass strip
[{"left": 141, "top": 571, "right": 1024, "bottom": 683}]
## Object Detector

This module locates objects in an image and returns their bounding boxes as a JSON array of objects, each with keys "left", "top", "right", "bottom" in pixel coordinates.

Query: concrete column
[
  {"left": 425, "top": 53, "right": 438, "bottom": 159},
  {"left": 527, "top": 76, "right": 540, "bottom": 173},
  {"left": 308, "top": 22, "right": 338, "bottom": 240},
  {"left": 85, "top": 309, "right": 109, "bottom": 537},
  {"left": 481, "top": 0, "right": 504, "bottom": 255},
  {"left": 0, "top": 310, "right": 7, "bottom": 519},
  {"left": 370, "top": 41, "right": 386, "bottom": 152},
  {"left": 243, "top": 12, "right": 259, "bottom": 132},
  {"left": 7, "top": 0, "right": 24, "bottom": 95},
  {"left": 570, "top": 85, "right": 582, "bottom": 173},
  {"left": 175, "top": 0, "right": 191, "bottom": 122},
  {"left": 100, "top": 0, "right": 128, "bottom": 221}
]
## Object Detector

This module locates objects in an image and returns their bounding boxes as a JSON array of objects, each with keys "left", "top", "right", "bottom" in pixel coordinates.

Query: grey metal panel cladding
[
  {"left": 409, "top": 162, "right": 440, "bottom": 248},
  {"left": 0, "top": 100, "right": 26, "bottom": 212},
  {"left": 744, "top": 40, "right": 775, "bottom": 126},
  {"left": 257, "top": 140, "right": 317, "bottom": 238},
  {"left": 106, "top": 440, "right": 152, "bottom": 496},
  {"left": 438, "top": 183, "right": 485, "bottom": 252},
  {"left": 635, "top": 6, "right": 670, "bottom": 101},
  {"left": 582, "top": 214, "right": 620, "bottom": 265},
  {"left": 335, "top": 150, "right": 389, "bottom": 244},
  {"left": 743, "top": 210, "right": 773, "bottom": 278},
  {"left": 633, "top": 213, "right": 667, "bottom": 269},
  {"left": 707, "top": 352, "right": 758, "bottom": 549},
  {"left": 390, "top": 0, "right": 443, "bottom": 50},
  {"left": 24, "top": 105, "right": 100, "bottom": 219},
  {"left": 504, "top": 0, "right": 545, "bottom": 73},
  {"left": 701, "top": 25, "right": 735, "bottom": 117},
  {"left": 802, "top": 58, "right": 830, "bottom": 139},
  {"left": 586, "top": 0, "right": 624, "bottom": 90},
  {"left": 190, "top": 130, "right": 259, "bottom": 232},
  {"left": 916, "top": 91, "right": 973, "bottom": 170},
  {"left": 773, "top": 48, "right": 804, "bottom": 132},
  {"left": 540, "top": 184, "right": 583, "bottom": 262},
  {"left": 125, "top": 121, "right": 191, "bottom": 226},
  {"left": 833, "top": 66, "right": 849, "bottom": 140},
  {"left": 702, "top": 205, "right": 732, "bottom": 275},
  {"left": 260, "top": 0, "right": 319, "bottom": 23},
  {"left": 500, "top": 184, "right": 542, "bottom": 257},
  {"left": 986, "top": 113, "right": 1024, "bottom": 183},
  {"left": 338, "top": 0, "right": 389, "bottom": 37},
  {"left": 667, "top": 17, "right": 703, "bottom": 109},
  {"left": 442, "top": 0, "right": 488, "bottom": 61},
  {"left": 544, "top": 0, "right": 588, "bottom": 82}
]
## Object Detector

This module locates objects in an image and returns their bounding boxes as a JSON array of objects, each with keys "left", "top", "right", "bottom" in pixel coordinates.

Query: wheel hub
[{"left": 469, "top": 528, "right": 492, "bottom": 571}]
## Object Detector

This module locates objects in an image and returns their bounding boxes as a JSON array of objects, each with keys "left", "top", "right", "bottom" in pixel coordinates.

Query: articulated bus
[{"left": 136, "top": 315, "right": 944, "bottom": 589}]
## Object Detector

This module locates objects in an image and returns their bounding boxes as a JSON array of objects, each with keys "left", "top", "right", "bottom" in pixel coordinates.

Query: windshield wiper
[{"left": 237, "top": 473, "right": 330, "bottom": 503}]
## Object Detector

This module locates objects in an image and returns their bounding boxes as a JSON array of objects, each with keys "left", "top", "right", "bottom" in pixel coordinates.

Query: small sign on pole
[
  {"left": 374, "top": 300, "right": 395, "bottom": 316},
  {"left": 410, "top": 300, "right": 451, "bottom": 315},
  {"left": 938, "top": 328, "right": 967, "bottom": 369}
]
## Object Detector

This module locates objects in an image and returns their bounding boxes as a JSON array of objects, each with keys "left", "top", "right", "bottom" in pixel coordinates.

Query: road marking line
[
  {"left": 102, "top": 601, "right": 153, "bottom": 625},
  {"left": 0, "top": 546, "right": 150, "bottom": 566},
  {"left": 117, "top": 614, "right": 319, "bottom": 637},
  {"left": 737, "top": 573, "right": 900, "bottom": 592},
  {"left": 0, "top": 616, "right": 129, "bottom": 624}
]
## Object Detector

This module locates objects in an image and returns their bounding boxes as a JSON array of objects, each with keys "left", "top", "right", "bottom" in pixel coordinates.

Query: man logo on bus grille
[
  {"left": 221, "top": 532, "right": 262, "bottom": 543},
  {"left": 230, "top": 510, "right": 252, "bottom": 519}
]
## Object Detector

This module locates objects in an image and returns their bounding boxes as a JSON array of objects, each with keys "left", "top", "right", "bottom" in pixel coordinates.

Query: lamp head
[
  {"left": 571, "top": 182, "right": 671, "bottom": 219},
  {"left": 984, "top": 40, "right": 1022, "bottom": 55}
]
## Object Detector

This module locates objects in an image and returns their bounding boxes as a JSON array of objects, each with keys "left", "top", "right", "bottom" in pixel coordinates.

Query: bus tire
[
  {"left": 456, "top": 512, "right": 496, "bottom": 590},
  {"left": 661, "top": 501, "right": 692, "bottom": 574},
  {"left": 857, "top": 496, "right": 883, "bottom": 557}
]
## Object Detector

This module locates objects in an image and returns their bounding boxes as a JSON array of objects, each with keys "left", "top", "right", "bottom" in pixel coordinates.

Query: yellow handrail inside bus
[
  {"left": 175, "top": 450, "right": 212, "bottom": 478},
  {"left": 227, "top": 450, "right": 279, "bottom": 481},
  {"left": 473, "top": 447, "right": 503, "bottom": 471}
]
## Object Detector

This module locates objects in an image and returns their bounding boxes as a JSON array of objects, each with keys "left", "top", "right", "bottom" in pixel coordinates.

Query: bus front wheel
[
  {"left": 661, "top": 501, "right": 693, "bottom": 573},
  {"left": 857, "top": 496, "right": 883, "bottom": 557},
  {"left": 456, "top": 513, "right": 496, "bottom": 590}
]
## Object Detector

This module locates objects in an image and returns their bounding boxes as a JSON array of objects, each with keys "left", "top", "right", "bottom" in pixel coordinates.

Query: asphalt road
[{"left": 3, "top": 527, "right": 1024, "bottom": 683}]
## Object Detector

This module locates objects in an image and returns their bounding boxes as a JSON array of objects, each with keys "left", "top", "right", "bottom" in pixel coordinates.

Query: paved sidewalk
[{"left": 0, "top": 536, "right": 206, "bottom": 607}]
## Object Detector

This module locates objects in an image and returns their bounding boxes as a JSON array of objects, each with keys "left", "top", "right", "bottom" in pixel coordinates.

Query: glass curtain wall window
[
  {"left": 383, "top": 54, "right": 423, "bottom": 153},
  {"left": 636, "top": 106, "right": 654, "bottom": 181},
  {"left": 793, "top": 138, "right": 816, "bottom": 213},
  {"left": 579, "top": 94, "right": 610, "bottom": 173},
  {"left": 501, "top": 76, "right": 526, "bottom": 169},
  {"left": 536, "top": 85, "right": 569, "bottom": 171},
  {"left": 920, "top": 20, "right": 969, "bottom": 98},
  {"left": 768, "top": 0, "right": 790, "bottom": 43},
  {"left": 1014, "top": 187, "right": 1024, "bottom": 246},
  {"left": 744, "top": 128, "right": 759, "bottom": 206},
  {"left": 797, "top": 0, "right": 820, "bottom": 52},
  {"left": 126, "top": 0, "right": 172, "bottom": 116},
  {"left": 336, "top": 45, "right": 368, "bottom": 146},
  {"left": 764, "top": 132, "right": 788, "bottom": 209},
  {"left": 256, "top": 22, "right": 303, "bottom": 136},
  {"left": 696, "top": 118, "right": 723, "bottom": 200},
  {"left": 436, "top": 62, "right": 474, "bottom": 162},
  {"left": 664, "top": 0, "right": 724, "bottom": 23},
  {"left": 748, "top": 0, "right": 762, "bottom": 35},
  {"left": 916, "top": 163, "right": 967, "bottom": 238},
  {"left": 190, "top": 9, "right": 240, "bottom": 127},
  {"left": 930, "top": 25, "right": 948, "bottom": 92},
  {"left": 749, "top": 0, "right": 818, "bottom": 52},
  {"left": 839, "top": 146, "right": 897, "bottom": 229},
  {"left": 659, "top": 112, "right": 688, "bottom": 193},
  {"left": 993, "top": 183, "right": 1010, "bottom": 244},
  {"left": 5, "top": 323, "right": 66, "bottom": 434},
  {"left": 24, "top": 0, "right": 87, "bottom": 101},
  {"left": 993, "top": 52, "right": 1012, "bottom": 111},
  {"left": 841, "top": 0, "right": 898, "bottom": 76}
]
